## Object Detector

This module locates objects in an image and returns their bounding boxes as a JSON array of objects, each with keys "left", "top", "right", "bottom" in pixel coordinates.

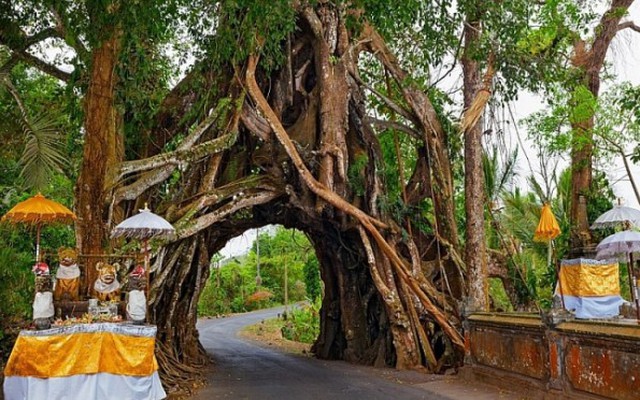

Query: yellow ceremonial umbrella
[
  {"left": 1, "top": 193, "right": 76, "bottom": 262},
  {"left": 534, "top": 203, "right": 563, "bottom": 308},
  {"left": 534, "top": 203, "right": 561, "bottom": 242}
]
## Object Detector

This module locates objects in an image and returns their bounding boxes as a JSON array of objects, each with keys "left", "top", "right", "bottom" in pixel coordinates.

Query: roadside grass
[
  {"left": 240, "top": 299, "right": 321, "bottom": 356},
  {"left": 240, "top": 316, "right": 313, "bottom": 356}
]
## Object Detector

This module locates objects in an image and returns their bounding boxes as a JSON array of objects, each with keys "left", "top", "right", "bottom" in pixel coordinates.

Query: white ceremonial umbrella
[
  {"left": 111, "top": 206, "right": 175, "bottom": 241},
  {"left": 111, "top": 205, "right": 175, "bottom": 301},
  {"left": 596, "top": 230, "right": 640, "bottom": 320},
  {"left": 596, "top": 230, "right": 640, "bottom": 259},
  {"left": 591, "top": 203, "right": 640, "bottom": 230}
]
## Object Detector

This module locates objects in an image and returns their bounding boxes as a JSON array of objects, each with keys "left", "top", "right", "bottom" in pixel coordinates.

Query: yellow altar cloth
[
  {"left": 3, "top": 323, "right": 166, "bottom": 400},
  {"left": 558, "top": 259, "right": 620, "bottom": 297},
  {"left": 4, "top": 327, "right": 157, "bottom": 378}
]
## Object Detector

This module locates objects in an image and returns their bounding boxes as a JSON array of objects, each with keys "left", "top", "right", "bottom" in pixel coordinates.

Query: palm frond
[
  {"left": 527, "top": 175, "right": 547, "bottom": 204},
  {"left": 496, "top": 148, "right": 518, "bottom": 197},
  {"left": 483, "top": 146, "right": 518, "bottom": 203},
  {"left": 18, "top": 111, "right": 67, "bottom": 191},
  {"left": 1, "top": 76, "right": 67, "bottom": 191},
  {"left": 482, "top": 150, "right": 497, "bottom": 200}
]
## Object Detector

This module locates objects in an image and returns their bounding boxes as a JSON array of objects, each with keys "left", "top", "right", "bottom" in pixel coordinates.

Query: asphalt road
[{"left": 193, "top": 306, "right": 454, "bottom": 400}]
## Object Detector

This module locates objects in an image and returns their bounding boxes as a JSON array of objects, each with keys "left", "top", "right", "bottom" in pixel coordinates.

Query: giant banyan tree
[
  {"left": 144, "top": 4, "right": 470, "bottom": 382},
  {"left": 1, "top": 0, "right": 576, "bottom": 393}
]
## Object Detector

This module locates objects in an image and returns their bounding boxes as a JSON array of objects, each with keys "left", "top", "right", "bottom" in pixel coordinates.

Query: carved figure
[
  {"left": 33, "top": 276, "right": 53, "bottom": 330},
  {"left": 53, "top": 247, "right": 81, "bottom": 301},
  {"left": 93, "top": 262, "right": 121, "bottom": 302},
  {"left": 32, "top": 261, "right": 50, "bottom": 276},
  {"left": 126, "top": 265, "right": 146, "bottom": 324}
]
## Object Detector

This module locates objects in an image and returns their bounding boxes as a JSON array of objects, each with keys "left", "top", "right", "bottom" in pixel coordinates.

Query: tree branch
[
  {"left": 167, "top": 175, "right": 269, "bottom": 222},
  {"left": 176, "top": 188, "right": 283, "bottom": 239},
  {"left": 350, "top": 72, "right": 419, "bottom": 126},
  {"left": 12, "top": 50, "right": 71, "bottom": 82},
  {"left": 113, "top": 168, "right": 174, "bottom": 203},
  {"left": 587, "top": 0, "right": 634, "bottom": 87},
  {"left": 119, "top": 129, "right": 238, "bottom": 177},
  {"left": 49, "top": 4, "right": 90, "bottom": 60},
  {"left": 618, "top": 21, "right": 640, "bottom": 33},
  {"left": 114, "top": 107, "right": 241, "bottom": 202},
  {"left": 241, "top": 101, "right": 271, "bottom": 141},
  {"left": 0, "top": 24, "right": 71, "bottom": 81},
  {"left": 1, "top": 77, "right": 28, "bottom": 118},
  {"left": 365, "top": 117, "right": 421, "bottom": 140},
  {"left": 597, "top": 131, "right": 640, "bottom": 205}
]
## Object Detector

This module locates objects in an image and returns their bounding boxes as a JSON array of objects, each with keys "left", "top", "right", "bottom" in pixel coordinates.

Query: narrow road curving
[{"left": 193, "top": 306, "right": 456, "bottom": 400}]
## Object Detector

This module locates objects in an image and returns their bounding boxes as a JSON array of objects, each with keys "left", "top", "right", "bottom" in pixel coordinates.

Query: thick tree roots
[{"left": 156, "top": 341, "right": 209, "bottom": 396}]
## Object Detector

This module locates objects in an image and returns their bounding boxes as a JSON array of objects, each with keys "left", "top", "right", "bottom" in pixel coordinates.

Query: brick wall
[{"left": 464, "top": 313, "right": 640, "bottom": 400}]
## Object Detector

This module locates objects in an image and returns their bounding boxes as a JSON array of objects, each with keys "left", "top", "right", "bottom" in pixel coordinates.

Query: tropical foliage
[{"left": 198, "top": 226, "right": 319, "bottom": 316}]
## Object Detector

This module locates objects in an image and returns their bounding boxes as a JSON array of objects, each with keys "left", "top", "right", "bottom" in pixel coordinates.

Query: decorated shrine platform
[
  {"left": 558, "top": 258, "right": 626, "bottom": 319},
  {"left": 3, "top": 323, "right": 166, "bottom": 400}
]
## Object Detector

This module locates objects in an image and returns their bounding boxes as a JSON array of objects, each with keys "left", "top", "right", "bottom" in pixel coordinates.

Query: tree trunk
[
  {"left": 310, "top": 227, "right": 394, "bottom": 367},
  {"left": 75, "top": 30, "right": 123, "bottom": 289},
  {"left": 461, "top": 12, "right": 489, "bottom": 311},
  {"left": 149, "top": 235, "right": 211, "bottom": 391},
  {"left": 568, "top": 0, "right": 634, "bottom": 253}
]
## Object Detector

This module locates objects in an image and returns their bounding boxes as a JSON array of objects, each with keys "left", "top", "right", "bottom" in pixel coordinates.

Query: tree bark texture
[
  {"left": 461, "top": 13, "right": 489, "bottom": 312},
  {"left": 75, "top": 30, "right": 123, "bottom": 290}
]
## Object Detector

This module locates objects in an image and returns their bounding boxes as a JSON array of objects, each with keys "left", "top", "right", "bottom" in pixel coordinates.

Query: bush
[
  {"left": 0, "top": 246, "right": 34, "bottom": 364},
  {"left": 280, "top": 298, "right": 320, "bottom": 344}
]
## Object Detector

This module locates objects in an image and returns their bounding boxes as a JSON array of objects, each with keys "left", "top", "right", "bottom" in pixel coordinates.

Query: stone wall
[{"left": 464, "top": 313, "right": 640, "bottom": 400}]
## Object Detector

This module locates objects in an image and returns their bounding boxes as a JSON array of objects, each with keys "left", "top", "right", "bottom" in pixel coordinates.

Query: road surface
[{"left": 193, "top": 307, "right": 512, "bottom": 400}]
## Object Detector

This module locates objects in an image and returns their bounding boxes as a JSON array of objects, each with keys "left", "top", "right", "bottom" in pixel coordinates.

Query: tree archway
[{"left": 122, "top": 4, "right": 470, "bottom": 389}]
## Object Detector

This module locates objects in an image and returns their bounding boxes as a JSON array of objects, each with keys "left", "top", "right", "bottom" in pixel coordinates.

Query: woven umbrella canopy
[
  {"left": 596, "top": 230, "right": 640, "bottom": 320},
  {"left": 1, "top": 193, "right": 76, "bottom": 262}
]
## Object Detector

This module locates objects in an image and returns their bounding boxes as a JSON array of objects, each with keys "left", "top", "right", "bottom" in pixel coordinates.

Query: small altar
[
  {"left": 558, "top": 258, "right": 626, "bottom": 319},
  {"left": 3, "top": 323, "right": 166, "bottom": 400}
]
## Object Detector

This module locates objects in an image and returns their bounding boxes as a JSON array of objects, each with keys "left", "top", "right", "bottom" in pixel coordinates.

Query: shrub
[
  {"left": 0, "top": 246, "right": 34, "bottom": 364},
  {"left": 280, "top": 298, "right": 320, "bottom": 344}
]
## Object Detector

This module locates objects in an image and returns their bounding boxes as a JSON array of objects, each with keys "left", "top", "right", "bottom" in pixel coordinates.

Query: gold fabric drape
[
  {"left": 4, "top": 330, "right": 157, "bottom": 378},
  {"left": 559, "top": 262, "right": 620, "bottom": 297}
]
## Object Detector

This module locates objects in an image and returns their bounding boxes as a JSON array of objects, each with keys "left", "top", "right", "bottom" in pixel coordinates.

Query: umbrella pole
[
  {"left": 145, "top": 238, "right": 150, "bottom": 323},
  {"left": 630, "top": 253, "right": 640, "bottom": 321},
  {"left": 551, "top": 240, "right": 566, "bottom": 310},
  {"left": 628, "top": 254, "right": 636, "bottom": 304},
  {"left": 36, "top": 223, "right": 41, "bottom": 262}
]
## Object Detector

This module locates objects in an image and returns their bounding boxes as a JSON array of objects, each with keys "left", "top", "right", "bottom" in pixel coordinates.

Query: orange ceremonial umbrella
[
  {"left": 534, "top": 203, "right": 561, "bottom": 242},
  {"left": 1, "top": 193, "right": 76, "bottom": 261}
]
